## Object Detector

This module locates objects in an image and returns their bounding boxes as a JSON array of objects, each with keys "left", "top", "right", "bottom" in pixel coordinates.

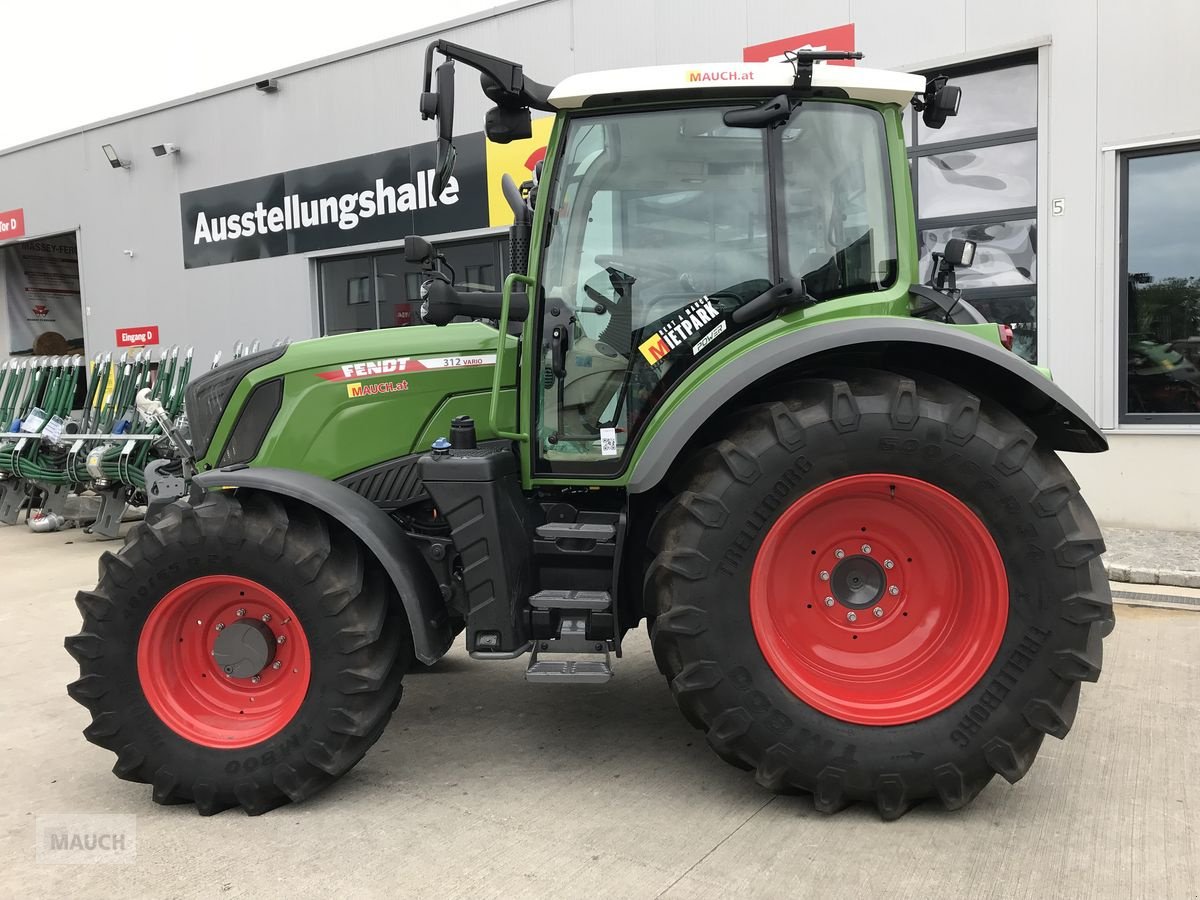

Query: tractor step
[
  {"left": 529, "top": 589, "right": 612, "bottom": 611},
  {"left": 525, "top": 655, "right": 613, "bottom": 683},
  {"left": 524, "top": 588, "right": 614, "bottom": 684},
  {"left": 535, "top": 521, "right": 616, "bottom": 541}
]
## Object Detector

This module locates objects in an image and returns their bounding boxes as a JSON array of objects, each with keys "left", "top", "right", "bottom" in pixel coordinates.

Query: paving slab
[
  {"left": 0, "top": 524, "right": 1196, "bottom": 900},
  {"left": 1104, "top": 525, "right": 1200, "bottom": 589}
]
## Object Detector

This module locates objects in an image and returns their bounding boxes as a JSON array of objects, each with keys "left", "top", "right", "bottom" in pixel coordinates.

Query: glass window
[
  {"left": 909, "top": 56, "right": 1038, "bottom": 361},
  {"left": 318, "top": 237, "right": 508, "bottom": 334},
  {"left": 917, "top": 65, "right": 1037, "bottom": 145},
  {"left": 1122, "top": 145, "right": 1200, "bottom": 420},
  {"left": 536, "top": 103, "right": 896, "bottom": 473},
  {"left": 782, "top": 103, "right": 897, "bottom": 297},
  {"left": 919, "top": 219, "right": 1036, "bottom": 288},
  {"left": 916, "top": 141, "right": 1036, "bottom": 218},
  {"left": 320, "top": 256, "right": 377, "bottom": 335}
]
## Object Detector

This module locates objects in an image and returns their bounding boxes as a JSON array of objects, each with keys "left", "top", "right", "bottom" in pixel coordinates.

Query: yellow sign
[
  {"left": 485, "top": 115, "right": 554, "bottom": 227},
  {"left": 638, "top": 333, "right": 670, "bottom": 365}
]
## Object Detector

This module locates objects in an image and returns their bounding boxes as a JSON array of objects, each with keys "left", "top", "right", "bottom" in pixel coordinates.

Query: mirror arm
[{"left": 423, "top": 40, "right": 554, "bottom": 112}]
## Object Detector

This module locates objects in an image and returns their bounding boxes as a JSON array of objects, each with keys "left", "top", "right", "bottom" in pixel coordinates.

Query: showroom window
[
  {"left": 318, "top": 237, "right": 508, "bottom": 335},
  {"left": 907, "top": 54, "right": 1039, "bottom": 361},
  {"left": 1120, "top": 143, "right": 1200, "bottom": 423}
]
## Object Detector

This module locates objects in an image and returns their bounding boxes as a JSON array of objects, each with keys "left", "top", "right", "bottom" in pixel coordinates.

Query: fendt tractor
[{"left": 66, "top": 42, "right": 1113, "bottom": 819}]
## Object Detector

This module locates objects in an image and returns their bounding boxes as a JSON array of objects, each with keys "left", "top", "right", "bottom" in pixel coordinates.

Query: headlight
[{"left": 185, "top": 346, "right": 286, "bottom": 460}]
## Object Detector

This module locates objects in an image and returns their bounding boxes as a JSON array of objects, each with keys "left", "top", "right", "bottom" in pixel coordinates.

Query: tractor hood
[{"left": 190, "top": 322, "right": 517, "bottom": 479}]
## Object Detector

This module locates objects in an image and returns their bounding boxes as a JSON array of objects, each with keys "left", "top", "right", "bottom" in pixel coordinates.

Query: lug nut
[
  {"left": 272, "top": 660, "right": 282, "bottom": 670},
  {"left": 819, "top": 570, "right": 830, "bottom": 581},
  {"left": 824, "top": 596, "right": 835, "bottom": 607},
  {"left": 236, "top": 608, "right": 246, "bottom": 617},
  {"left": 196, "top": 619, "right": 203, "bottom": 626},
  {"left": 873, "top": 607, "right": 884, "bottom": 618},
  {"left": 277, "top": 635, "right": 286, "bottom": 645},
  {"left": 214, "top": 622, "right": 225, "bottom": 631},
  {"left": 846, "top": 611, "right": 858, "bottom": 623},
  {"left": 834, "top": 549, "right": 845, "bottom": 559},
  {"left": 251, "top": 675, "right": 261, "bottom": 684},
  {"left": 884, "top": 559, "right": 895, "bottom": 569},
  {"left": 861, "top": 544, "right": 872, "bottom": 554},
  {"left": 261, "top": 613, "right": 271, "bottom": 623},
  {"left": 889, "top": 585, "right": 900, "bottom": 596}
]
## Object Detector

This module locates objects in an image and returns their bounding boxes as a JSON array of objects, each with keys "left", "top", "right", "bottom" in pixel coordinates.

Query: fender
[
  {"left": 628, "top": 316, "right": 1107, "bottom": 493},
  {"left": 193, "top": 466, "right": 453, "bottom": 664}
]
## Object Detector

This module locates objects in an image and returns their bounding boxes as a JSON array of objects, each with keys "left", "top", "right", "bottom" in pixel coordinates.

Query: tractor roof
[{"left": 549, "top": 62, "right": 925, "bottom": 110}]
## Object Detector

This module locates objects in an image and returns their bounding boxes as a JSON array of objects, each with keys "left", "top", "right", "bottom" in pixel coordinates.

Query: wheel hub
[
  {"left": 137, "top": 575, "right": 311, "bottom": 748},
  {"left": 212, "top": 619, "right": 276, "bottom": 678},
  {"left": 830, "top": 555, "right": 886, "bottom": 610},
  {"left": 750, "top": 474, "right": 1009, "bottom": 726}
]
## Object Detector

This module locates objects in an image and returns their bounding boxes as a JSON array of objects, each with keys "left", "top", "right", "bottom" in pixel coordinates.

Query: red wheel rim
[
  {"left": 750, "top": 474, "right": 1007, "bottom": 725},
  {"left": 137, "top": 575, "right": 311, "bottom": 748}
]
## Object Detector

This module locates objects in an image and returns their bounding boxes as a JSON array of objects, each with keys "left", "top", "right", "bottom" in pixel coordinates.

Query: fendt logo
[
  {"left": 316, "top": 353, "right": 497, "bottom": 383},
  {"left": 687, "top": 69, "right": 757, "bottom": 83}
]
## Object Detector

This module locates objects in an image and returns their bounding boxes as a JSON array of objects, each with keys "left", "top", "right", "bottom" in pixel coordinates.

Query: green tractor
[{"left": 66, "top": 43, "right": 1112, "bottom": 819}]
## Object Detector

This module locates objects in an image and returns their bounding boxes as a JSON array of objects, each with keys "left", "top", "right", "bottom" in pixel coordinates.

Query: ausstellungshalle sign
[{"left": 180, "top": 135, "right": 487, "bottom": 268}]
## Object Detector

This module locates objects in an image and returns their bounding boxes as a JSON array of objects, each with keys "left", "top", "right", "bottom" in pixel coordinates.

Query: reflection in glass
[
  {"left": 919, "top": 220, "right": 1036, "bottom": 288},
  {"left": 1125, "top": 148, "right": 1200, "bottom": 416},
  {"left": 917, "top": 142, "right": 1036, "bottom": 218},
  {"left": 320, "top": 257, "right": 376, "bottom": 334},
  {"left": 916, "top": 64, "right": 1037, "bottom": 145}
]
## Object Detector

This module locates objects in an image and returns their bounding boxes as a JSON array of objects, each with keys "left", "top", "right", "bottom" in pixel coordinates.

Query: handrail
[{"left": 490, "top": 272, "right": 534, "bottom": 442}]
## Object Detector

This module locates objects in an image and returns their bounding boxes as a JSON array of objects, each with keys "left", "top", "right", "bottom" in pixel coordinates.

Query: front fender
[
  {"left": 628, "top": 317, "right": 1106, "bottom": 493},
  {"left": 192, "top": 466, "right": 452, "bottom": 664}
]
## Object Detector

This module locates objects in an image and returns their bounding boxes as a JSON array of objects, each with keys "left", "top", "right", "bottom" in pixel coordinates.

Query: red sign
[
  {"left": 116, "top": 325, "right": 160, "bottom": 347},
  {"left": 0, "top": 208, "right": 25, "bottom": 242},
  {"left": 743, "top": 24, "right": 856, "bottom": 65}
]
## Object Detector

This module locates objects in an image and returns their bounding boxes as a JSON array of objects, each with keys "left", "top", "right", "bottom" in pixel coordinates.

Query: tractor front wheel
[
  {"left": 646, "top": 369, "right": 1112, "bottom": 818},
  {"left": 66, "top": 491, "right": 411, "bottom": 815}
]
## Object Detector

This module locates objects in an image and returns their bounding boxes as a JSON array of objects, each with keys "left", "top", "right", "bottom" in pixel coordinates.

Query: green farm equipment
[
  {"left": 67, "top": 45, "right": 1112, "bottom": 818},
  {"left": 0, "top": 348, "right": 193, "bottom": 535}
]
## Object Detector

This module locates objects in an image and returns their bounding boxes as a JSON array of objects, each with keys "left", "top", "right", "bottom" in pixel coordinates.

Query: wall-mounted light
[
  {"left": 101, "top": 143, "right": 130, "bottom": 169},
  {"left": 255, "top": 78, "right": 279, "bottom": 94},
  {"left": 151, "top": 142, "right": 180, "bottom": 157}
]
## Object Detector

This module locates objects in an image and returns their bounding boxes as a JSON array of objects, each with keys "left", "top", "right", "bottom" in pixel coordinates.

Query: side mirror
[
  {"left": 943, "top": 238, "right": 976, "bottom": 268},
  {"left": 427, "top": 60, "right": 457, "bottom": 198},
  {"left": 919, "top": 77, "right": 962, "bottom": 130},
  {"left": 404, "top": 235, "right": 435, "bottom": 267}
]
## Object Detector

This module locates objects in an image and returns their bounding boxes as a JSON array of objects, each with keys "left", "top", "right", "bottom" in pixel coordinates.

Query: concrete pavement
[{"left": 1, "top": 524, "right": 1197, "bottom": 900}]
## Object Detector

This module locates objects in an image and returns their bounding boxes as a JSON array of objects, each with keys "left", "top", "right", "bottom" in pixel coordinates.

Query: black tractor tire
[
  {"left": 65, "top": 490, "right": 411, "bottom": 815},
  {"left": 646, "top": 368, "right": 1112, "bottom": 819}
]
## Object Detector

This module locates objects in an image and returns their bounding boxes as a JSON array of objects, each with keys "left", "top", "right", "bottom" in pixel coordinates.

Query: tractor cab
[{"left": 410, "top": 43, "right": 968, "bottom": 474}]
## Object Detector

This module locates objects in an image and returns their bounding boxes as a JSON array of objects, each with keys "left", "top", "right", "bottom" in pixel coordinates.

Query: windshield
[{"left": 536, "top": 101, "right": 896, "bottom": 473}]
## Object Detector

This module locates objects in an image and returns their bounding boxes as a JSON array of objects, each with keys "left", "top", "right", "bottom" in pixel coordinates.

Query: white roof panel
[{"left": 549, "top": 62, "right": 925, "bottom": 110}]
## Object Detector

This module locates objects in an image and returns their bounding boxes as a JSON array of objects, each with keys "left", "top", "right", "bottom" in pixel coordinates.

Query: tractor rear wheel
[
  {"left": 65, "top": 491, "right": 410, "bottom": 815},
  {"left": 646, "top": 369, "right": 1112, "bottom": 818}
]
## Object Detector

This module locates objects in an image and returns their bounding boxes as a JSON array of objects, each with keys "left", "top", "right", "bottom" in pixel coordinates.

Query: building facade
[{"left": 1, "top": 0, "right": 1197, "bottom": 529}]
